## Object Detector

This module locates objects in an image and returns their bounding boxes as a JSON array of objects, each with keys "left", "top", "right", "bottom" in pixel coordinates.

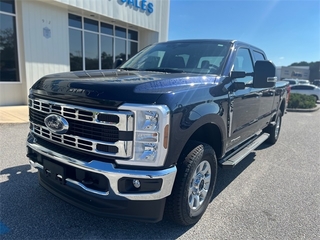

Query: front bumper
[{"left": 27, "top": 133, "right": 177, "bottom": 222}]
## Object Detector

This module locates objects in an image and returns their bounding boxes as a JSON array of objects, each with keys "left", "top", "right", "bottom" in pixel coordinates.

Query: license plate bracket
[{"left": 43, "top": 159, "right": 66, "bottom": 185}]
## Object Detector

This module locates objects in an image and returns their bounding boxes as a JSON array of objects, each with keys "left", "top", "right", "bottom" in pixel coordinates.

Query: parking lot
[{"left": 0, "top": 109, "right": 319, "bottom": 239}]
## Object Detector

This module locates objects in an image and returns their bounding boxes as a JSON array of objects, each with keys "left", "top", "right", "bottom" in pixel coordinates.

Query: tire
[
  {"left": 166, "top": 141, "right": 217, "bottom": 226},
  {"left": 265, "top": 111, "right": 282, "bottom": 144}
]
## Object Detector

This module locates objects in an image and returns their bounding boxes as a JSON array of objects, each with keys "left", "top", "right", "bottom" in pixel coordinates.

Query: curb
[{"left": 286, "top": 106, "right": 320, "bottom": 112}]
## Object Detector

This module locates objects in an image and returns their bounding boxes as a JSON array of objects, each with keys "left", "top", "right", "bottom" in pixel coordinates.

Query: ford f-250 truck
[{"left": 26, "top": 39, "right": 289, "bottom": 226}]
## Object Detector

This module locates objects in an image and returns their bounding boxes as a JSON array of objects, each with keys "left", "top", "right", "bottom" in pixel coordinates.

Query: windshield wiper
[
  {"left": 119, "top": 67, "right": 138, "bottom": 71},
  {"left": 143, "top": 68, "right": 185, "bottom": 73}
]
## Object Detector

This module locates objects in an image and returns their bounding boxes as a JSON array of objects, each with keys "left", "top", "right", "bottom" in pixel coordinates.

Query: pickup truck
[{"left": 26, "top": 39, "right": 289, "bottom": 226}]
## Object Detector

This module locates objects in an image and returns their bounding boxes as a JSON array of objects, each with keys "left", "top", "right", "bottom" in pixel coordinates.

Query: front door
[{"left": 226, "top": 48, "right": 262, "bottom": 150}]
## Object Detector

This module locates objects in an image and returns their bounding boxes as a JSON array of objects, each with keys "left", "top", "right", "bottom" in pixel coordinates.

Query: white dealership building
[{"left": 0, "top": 0, "right": 170, "bottom": 106}]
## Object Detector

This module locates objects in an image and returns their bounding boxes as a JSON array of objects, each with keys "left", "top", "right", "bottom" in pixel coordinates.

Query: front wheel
[
  {"left": 265, "top": 111, "right": 282, "bottom": 144},
  {"left": 166, "top": 141, "right": 217, "bottom": 226}
]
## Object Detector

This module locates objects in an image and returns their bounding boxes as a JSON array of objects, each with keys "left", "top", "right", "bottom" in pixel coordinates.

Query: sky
[{"left": 168, "top": 0, "right": 320, "bottom": 66}]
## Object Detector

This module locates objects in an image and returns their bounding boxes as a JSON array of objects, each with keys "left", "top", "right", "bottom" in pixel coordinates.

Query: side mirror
[
  {"left": 253, "top": 60, "right": 276, "bottom": 88},
  {"left": 231, "top": 82, "right": 246, "bottom": 91},
  {"left": 113, "top": 58, "right": 124, "bottom": 68},
  {"left": 230, "top": 71, "right": 246, "bottom": 79}
]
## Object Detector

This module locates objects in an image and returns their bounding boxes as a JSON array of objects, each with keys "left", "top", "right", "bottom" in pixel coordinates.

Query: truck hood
[{"left": 31, "top": 70, "right": 220, "bottom": 108}]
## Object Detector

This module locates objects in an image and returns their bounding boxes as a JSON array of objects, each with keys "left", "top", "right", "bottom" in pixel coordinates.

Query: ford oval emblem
[{"left": 44, "top": 114, "right": 69, "bottom": 134}]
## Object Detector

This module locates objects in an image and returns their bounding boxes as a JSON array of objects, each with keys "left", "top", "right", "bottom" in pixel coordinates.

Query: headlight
[{"left": 117, "top": 104, "right": 170, "bottom": 167}]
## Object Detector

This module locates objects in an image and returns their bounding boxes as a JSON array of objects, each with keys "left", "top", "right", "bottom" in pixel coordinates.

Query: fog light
[{"left": 132, "top": 179, "right": 141, "bottom": 188}]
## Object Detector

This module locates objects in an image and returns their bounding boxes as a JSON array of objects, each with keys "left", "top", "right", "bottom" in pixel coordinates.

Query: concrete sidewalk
[{"left": 0, "top": 105, "right": 29, "bottom": 124}]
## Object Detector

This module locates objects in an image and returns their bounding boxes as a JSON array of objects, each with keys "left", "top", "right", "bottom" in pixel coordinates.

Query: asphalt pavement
[{"left": 0, "top": 106, "right": 319, "bottom": 239}]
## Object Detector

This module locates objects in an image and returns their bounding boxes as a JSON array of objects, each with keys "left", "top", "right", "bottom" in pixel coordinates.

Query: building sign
[
  {"left": 280, "top": 66, "right": 310, "bottom": 80},
  {"left": 119, "top": 0, "right": 154, "bottom": 14}
]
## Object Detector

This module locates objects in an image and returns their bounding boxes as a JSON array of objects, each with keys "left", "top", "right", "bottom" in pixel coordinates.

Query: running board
[{"left": 219, "top": 133, "right": 270, "bottom": 169}]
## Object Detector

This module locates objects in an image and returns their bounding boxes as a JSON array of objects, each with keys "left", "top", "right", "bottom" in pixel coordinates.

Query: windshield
[{"left": 119, "top": 41, "right": 231, "bottom": 75}]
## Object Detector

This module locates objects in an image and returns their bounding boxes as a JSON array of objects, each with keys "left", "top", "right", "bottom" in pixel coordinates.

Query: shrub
[{"left": 288, "top": 93, "right": 317, "bottom": 109}]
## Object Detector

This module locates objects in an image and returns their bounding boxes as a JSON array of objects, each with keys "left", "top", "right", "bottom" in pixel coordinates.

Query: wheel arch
[
  {"left": 279, "top": 98, "right": 286, "bottom": 116},
  {"left": 165, "top": 111, "right": 227, "bottom": 168},
  {"left": 187, "top": 123, "right": 223, "bottom": 160}
]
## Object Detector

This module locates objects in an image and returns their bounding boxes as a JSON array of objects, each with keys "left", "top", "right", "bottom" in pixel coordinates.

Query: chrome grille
[{"left": 29, "top": 98, "right": 134, "bottom": 158}]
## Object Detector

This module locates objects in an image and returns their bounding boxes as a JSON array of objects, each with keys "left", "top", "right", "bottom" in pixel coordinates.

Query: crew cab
[{"left": 26, "top": 39, "right": 289, "bottom": 226}]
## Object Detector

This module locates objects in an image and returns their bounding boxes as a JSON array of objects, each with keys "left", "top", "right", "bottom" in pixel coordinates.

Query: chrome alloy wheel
[{"left": 188, "top": 160, "right": 211, "bottom": 211}]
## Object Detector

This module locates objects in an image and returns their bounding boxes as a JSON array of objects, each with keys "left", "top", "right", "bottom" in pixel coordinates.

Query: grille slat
[{"left": 29, "top": 98, "right": 133, "bottom": 158}]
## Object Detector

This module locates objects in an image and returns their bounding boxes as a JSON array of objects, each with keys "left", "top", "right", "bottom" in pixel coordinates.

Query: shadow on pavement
[{"left": 0, "top": 150, "right": 258, "bottom": 239}]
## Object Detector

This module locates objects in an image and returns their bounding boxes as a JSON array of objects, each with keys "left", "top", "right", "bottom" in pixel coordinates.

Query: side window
[
  {"left": 289, "top": 80, "right": 296, "bottom": 85},
  {"left": 253, "top": 50, "right": 266, "bottom": 62},
  {"left": 292, "top": 86, "right": 303, "bottom": 90},
  {"left": 233, "top": 48, "right": 254, "bottom": 73},
  {"left": 233, "top": 48, "right": 254, "bottom": 83}
]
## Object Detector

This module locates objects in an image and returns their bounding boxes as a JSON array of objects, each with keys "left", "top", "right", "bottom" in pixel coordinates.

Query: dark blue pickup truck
[{"left": 26, "top": 39, "right": 289, "bottom": 226}]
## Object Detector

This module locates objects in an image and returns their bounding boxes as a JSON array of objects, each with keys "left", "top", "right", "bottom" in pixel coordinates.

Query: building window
[
  {"left": 101, "top": 36, "right": 113, "bottom": 69},
  {"left": 85, "top": 32, "right": 99, "bottom": 70},
  {"left": 128, "top": 41, "right": 138, "bottom": 59},
  {"left": 69, "top": 29, "right": 83, "bottom": 71},
  {"left": 0, "top": 0, "right": 19, "bottom": 82},
  {"left": 68, "top": 14, "right": 138, "bottom": 71}
]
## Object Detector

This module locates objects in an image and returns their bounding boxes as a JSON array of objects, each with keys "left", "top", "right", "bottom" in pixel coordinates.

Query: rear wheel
[
  {"left": 265, "top": 111, "right": 282, "bottom": 144},
  {"left": 166, "top": 141, "right": 217, "bottom": 226}
]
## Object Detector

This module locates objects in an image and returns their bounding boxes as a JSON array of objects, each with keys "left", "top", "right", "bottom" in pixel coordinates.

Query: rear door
[{"left": 252, "top": 50, "right": 277, "bottom": 127}]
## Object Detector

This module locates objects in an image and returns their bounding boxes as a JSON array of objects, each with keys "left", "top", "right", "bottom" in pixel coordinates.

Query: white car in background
[
  {"left": 282, "top": 79, "right": 310, "bottom": 86},
  {"left": 282, "top": 79, "right": 299, "bottom": 85},
  {"left": 313, "top": 79, "right": 320, "bottom": 87},
  {"left": 297, "top": 79, "right": 310, "bottom": 85},
  {"left": 290, "top": 84, "right": 320, "bottom": 101}
]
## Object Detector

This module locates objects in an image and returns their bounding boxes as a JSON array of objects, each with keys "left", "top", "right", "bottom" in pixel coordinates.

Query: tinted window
[
  {"left": 128, "top": 41, "right": 138, "bottom": 59},
  {"left": 84, "top": 18, "right": 98, "bottom": 32},
  {"left": 115, "top": 26, "right": 126, "bottom": 38},
  {"left": 233, "top": 48, "right": 253, "bottom": 73},
  {"left": 68, "top": 14, "right": 82, "bottom": 28},
  {"left": 197, "top": 56, "right": 224, "bottom": 68},
  {"left": 284, "top": 80, "right": 297, "bottom": 85},
  {"left": 85, "top": 32, "right": 99, "bottom": 70},
  {"left": 128, "top": 30, "right": 138, "bottom": 41},
  {"left": 69, "top": 28, "right": 83, "bottom": 71},
  {"left": 115, "top": 38, "right": 126, "bottom": 60},
  {"left": 0, "top": 0, "right": 15, "bottom": 13},
  {"left": 0, "top": 13, "right": 19, "bottom": 81},
  {"left": 121, "top": 41, "right": 231, "bottom": 75},
  {"left": 233, "top": 48, "right": 253, "bottom": 83},
  {"left": 291, "top": 85, "right": 313, "bottom": 90},
  {"left": 101, "top": 22, "right": 113, "bottom": 35},
  {"left": 101, "top": 36, "right": 113, "bottom": 69},
  {"left": 253, "top": 50, "right": 265, "bottom": 62}
]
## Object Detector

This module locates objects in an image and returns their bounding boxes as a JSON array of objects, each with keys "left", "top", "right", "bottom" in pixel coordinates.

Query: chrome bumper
[{"left": 27, "top": 138, "right": 177, "bottom": 201}]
